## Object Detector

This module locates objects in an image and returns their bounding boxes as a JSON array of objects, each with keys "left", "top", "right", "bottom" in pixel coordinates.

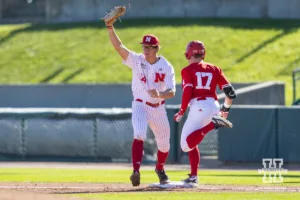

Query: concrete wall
[
  {"left": 0, "top": 82, "right": 284, "bottom": 108},
  {"left": 218, "top": 81, "right": 285, "bottom": 106},
  {"left": 1, "top": 0, "right": 300, "bottom": 22},
  {"left": 43, "top": 0, "right": 300, "bottom": 22},
  {"left": 0, "top": 0, "right": 2, "bottom": 20},
  {"left": 269, "top": 0, "right": 300, "bottom": 19}
]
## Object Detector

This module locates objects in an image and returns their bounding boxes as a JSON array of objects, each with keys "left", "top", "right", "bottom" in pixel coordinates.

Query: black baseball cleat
[
  {"left": 212, "top": 115, "right": 233, "bottom": 129},
  {"left": 155, "top": 169, "right": 170, "bottom": 184},
  {"left": 130, "top": 171, "right": 140, "bottom": 187},
  {"left": 182, "top": 174, "right": 199, "bottom": 184}
]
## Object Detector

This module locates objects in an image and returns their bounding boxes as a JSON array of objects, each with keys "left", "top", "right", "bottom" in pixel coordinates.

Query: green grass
[
  {"left": 1, "top": 18, "right": 300, "bottom": 105},
  {"left": 1, "top": 168, "right": 299, "bottom": 200},
  {"left": 78, "top": 192, "right": 300, "bottom": 200},
  {"left": 0, "top": 168, "right": 299, "bottom": 186}
]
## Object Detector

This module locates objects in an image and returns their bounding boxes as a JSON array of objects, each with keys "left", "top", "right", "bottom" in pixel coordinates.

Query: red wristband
[{"left": 106, "top": 26, "right": 113, "bottom": 29}]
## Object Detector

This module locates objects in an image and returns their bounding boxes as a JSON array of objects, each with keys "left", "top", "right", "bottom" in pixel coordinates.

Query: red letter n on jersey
[{"left": 154, "top": 73, "right": 166, "bottom": 82}]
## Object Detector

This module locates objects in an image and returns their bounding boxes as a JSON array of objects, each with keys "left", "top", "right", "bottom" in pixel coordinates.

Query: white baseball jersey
[
  {"left": 122, "top": 50, "right": 176, "bottom": 153},
  {"left": 123, "top": 51, "right": 176, "bottom": 103}
]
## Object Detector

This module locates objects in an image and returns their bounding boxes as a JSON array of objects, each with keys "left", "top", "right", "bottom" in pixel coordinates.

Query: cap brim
[{"left": 140, "top": 42, "right": 159, "bottom": 46}]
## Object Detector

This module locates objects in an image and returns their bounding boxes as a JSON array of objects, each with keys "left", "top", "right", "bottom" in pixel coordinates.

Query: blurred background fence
[{"left": 1, "top": 106, "right": 299, "bottom": 163}]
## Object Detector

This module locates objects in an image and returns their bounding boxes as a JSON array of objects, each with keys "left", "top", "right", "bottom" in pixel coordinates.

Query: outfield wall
[{"left": 0, "top": 82, "right": 284, "bottom": 108}]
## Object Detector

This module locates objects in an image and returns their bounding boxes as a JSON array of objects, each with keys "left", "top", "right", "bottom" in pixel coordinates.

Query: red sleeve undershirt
[{"left": 180, "top": 86, "right": 193, "bottom": 113}]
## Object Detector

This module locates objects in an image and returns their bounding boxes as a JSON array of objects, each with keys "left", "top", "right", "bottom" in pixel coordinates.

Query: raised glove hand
[
  {"left": 102, "top": 6, "right": 127, "bottom": 26},
  {"left": 219, "top": 104, "right": 230, "bottom": 119},
  {"left": 174, "top": 109, "right": 184, "bottom": 122}
]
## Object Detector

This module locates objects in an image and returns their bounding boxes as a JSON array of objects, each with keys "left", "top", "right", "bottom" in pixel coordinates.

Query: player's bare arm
[
  {"left": 105, "top": 19, "right": 129, "bottom": 61},
  {"left": 148, "top": 89, "right": 175, "bottom": 99}
]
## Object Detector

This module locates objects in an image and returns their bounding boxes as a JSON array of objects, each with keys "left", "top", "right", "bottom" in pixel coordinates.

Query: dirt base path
[{"left": 0, "top": 182, "right": 299, "bottom": 194}]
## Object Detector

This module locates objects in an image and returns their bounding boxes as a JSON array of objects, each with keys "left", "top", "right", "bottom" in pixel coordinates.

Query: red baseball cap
[{"left": 140, "top": 34, "right": 160, "bottom": 46}]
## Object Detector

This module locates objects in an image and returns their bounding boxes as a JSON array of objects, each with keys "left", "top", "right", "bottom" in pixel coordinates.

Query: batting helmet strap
[{"left": 184, "top": 41, "right": 206, "bottom": 60}]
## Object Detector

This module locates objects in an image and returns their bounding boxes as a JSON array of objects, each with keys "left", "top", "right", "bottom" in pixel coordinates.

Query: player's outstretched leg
[
  {"left": 130, "top": 171, "right": 140, "bottom": 187},
  {"left": 212, "top": 115, "right": 233, "bottom": 129},
  {"left": 155, "top": 169, "right": 170, "bottom": 184}
]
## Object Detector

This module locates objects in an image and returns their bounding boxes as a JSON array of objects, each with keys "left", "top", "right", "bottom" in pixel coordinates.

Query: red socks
[
  {"left": 156, "top": 150, "right": 169, "bottom": 171},
  {"left": 188, "top": 145, "right": 200, "bottom": 176},
  {"left": 132, "top": 139, "right": 144, "bottom": 172},
  {"left": 186, "top": 122, "right": 214, "bottom": 149},
  {"left": 132, "top": 140, "right": 169, "bottom": 172}
]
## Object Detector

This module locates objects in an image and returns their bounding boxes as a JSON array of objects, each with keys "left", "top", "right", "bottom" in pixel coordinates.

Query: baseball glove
[{"left": 102, "top": 6, "right": 127, "bottom": 26}]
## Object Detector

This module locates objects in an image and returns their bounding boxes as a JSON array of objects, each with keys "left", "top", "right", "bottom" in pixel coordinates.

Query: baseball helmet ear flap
[{"left": 184, "top": 52, "right": 189, "bottom": 60}]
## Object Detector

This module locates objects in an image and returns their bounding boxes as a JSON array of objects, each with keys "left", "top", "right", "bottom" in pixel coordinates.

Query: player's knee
[
  {"left": 134, "top": 134, "right": 146, "bottom": 141},
  {"left": 157, "top": 142, "right": 170, "bottom": 153},
  {"left": 181, "top": 139, "right": 192, "bottom": 152}
]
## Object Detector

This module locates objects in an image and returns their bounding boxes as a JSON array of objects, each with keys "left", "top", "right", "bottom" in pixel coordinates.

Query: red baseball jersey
[{"left": 181, "top": 61, "right": 230, "bottom": 100}]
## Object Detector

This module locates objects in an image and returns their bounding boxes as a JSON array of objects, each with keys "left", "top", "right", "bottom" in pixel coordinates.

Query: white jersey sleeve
[
  {"left": 122, "top": 50, "right": 140, "bottom": 69},
  {"left": 165, "top": 63, "right": 176, "bottom": 91}
]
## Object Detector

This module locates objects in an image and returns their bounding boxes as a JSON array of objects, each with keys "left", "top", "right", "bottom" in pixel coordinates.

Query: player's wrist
[
  {"left": 106, "top": 25, "right": 114, "bottom": 30},
  {"left": 179, "top": 108, "right": 185, "bottom": 115},
  {"left": 221, "top": 104, "right": 231, "bottom": 112},
  {"left": 223, "top": 102, "right": 231, "bottom": 108}
]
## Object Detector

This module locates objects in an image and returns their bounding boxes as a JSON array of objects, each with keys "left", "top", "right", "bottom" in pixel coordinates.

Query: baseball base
[{"left": 148, "top": 181, "right": 198, "bottom": 189}]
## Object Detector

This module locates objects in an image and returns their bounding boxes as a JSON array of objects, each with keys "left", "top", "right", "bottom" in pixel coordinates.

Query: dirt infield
[
  {"left": 0, "top": 182, "right": 299, "bottom": 197},
  {"left": 0, "top": 162, "right": 299, "bottom": 199},
  {"left": 0, "top": 182, "right": 299, "bottom": 200}
]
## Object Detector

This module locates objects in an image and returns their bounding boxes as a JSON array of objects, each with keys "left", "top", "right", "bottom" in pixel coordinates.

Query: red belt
[
  {"left": 197, "top": 96, "right": 216, "bottom": 101},
  {"left": 197, "top": 97, "right": 207, "bottom": 101},
  {"left": 136, "top": 98, "right": 165, "bottom": 108}
]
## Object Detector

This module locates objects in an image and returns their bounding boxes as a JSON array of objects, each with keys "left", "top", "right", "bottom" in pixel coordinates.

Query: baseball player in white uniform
[{"left": 105, "top": 19, "right": 176, "bottom": 186}]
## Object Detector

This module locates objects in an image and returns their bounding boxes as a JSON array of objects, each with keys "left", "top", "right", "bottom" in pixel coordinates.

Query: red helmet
[{"left": 184, "top": 41, "right": 205, "bottom": 60}]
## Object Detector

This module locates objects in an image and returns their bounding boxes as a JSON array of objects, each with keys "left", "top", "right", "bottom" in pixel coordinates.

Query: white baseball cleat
[{"left": 212, "top": 115, "right": 233, "bottom": 129}]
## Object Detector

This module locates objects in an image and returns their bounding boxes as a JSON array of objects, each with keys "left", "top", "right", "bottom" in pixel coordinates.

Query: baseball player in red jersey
[
  {"left": 174, "top": 41, "right": 236, "bottom": 185},
  {"left": 105, "top": 20, "right": 176, "bottom": 186}
]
